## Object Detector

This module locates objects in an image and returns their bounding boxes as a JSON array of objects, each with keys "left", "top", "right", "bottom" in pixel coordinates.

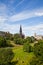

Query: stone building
[
  {"left": 19, "top": 25, "right": 25, "bottom": 38},
  {"left": 0, "top": 31, "right": 6, "bottom": 37},
  {"left": 34, "top": 33, "right": 43, "bottom": 40}
]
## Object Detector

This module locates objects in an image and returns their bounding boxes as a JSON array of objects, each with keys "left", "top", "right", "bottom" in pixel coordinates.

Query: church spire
[
  {"left": 20, "top": 25, "right": 22, "bottom": 36},
  {"left": 19, "top": 25, "right": 25, "bottom": 38}
]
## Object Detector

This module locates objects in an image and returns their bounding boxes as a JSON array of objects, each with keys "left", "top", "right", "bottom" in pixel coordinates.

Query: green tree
[
  {"left": 0, "top": 36, "right": 13, "bottom": 47},
  {"left": 33, "top": 40, "right": 43, "bottom": 60},
  {"left": 14, "top": 33, "right": 21, "bottom": 39},
  {"left": 30, "top": 56, "right": 43, "bottom": 65},
  {"left": 14, "top": 33, "right": 24, "bottom": 45},
  {"left": 23, "top": 42, "right": 33, "bottom": 52},
  {"left": 5, "top": 32, "right": 13, "bottom": 40},
  {"left": 14, "top": 38, "right": 24, "bottom": 45},
  {"left": 25, "top": 37, "right": 32, "bottom": 43},
  {"left": 30, "top": 40, "right": 43, "bottom": 65},
  {"left": 0, "top": 48, "right": 14, "bottom": 65},
  {"left": 0, "top": 37, "right": 7, "bottom": 47},
  {"left": 31, "top": 36, "right": 36, "bottom": 43}
]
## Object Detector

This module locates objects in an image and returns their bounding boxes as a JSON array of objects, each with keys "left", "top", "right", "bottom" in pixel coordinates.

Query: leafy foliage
[
  {"left": 23, "top": 42, "right": 33, "bottom": 52},
  {"left": 33, "top": 40, "right": 43, "bottom": 60},
  {"left": 0, "top": 48, "right": 14, "bottom": 64},
  {"left": 25, "top": 36, "right": 36, "bottom": 43},
  {"left": 14, "top": 34, "right": 21, "bottom": 39},
  {"left": 25, "top": 37, "right": 32, "bottom": 43},
  {"left": 30, "top": 40, "right": 43, "bottom": 65},
  {"left": 14, "top": 33, "right": 25, "bottom": 45},
  {"left": 0, "top": 36, "right": 14, "bottom": 47},
  {"left": 30, "top": 56, "right": 43, "bottom": 65},
  {"left": 31, "top": 36, "right": 36, "bottom": 43},
  {"left": 0, "top": 36, "right": 7, "bottom": 47},
  {"left": 5, "top": 32, "right": 13, "bottom": 40},
  {"left": 14, "top": 38, "right": 24, "bottom": 45}
]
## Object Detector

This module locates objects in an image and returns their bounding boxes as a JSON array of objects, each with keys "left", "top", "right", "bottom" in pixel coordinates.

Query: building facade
[{"left": 34, "top": 33, "right": 43, "bottom": 40}]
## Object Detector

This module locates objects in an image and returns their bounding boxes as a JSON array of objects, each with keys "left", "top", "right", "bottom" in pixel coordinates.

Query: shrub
[
  {"left": 0, "top": 48, "right": 14, "bottom": 64},
  {"left": 30, "top": 56, "right": 43, "bottom": 65},
  {"left": 14, "top": 34, "right": 22, "bottom": 45},
  {"left": 30, "top": 40, "right": 43, "bottom": 65},
  {"left": 14, "top": 33, "right": 25, "bottom": 45},
  {"left": 0, "top": 36, "right": 14, "bottom": 47},
  {"left": 14, "top": 34, "right": 21, "bottom": 39},
  {"left": 23, "top": 42, "right": 33, "bottom": 52},
  {"left": 14, "top": 38, "right": 23, "bottom": 45},
  {"left": 33, "top": 40, "right": 43, "bottom": 60},
  {"left": 31, "top": 36, "right": 36, "bottom": 43},
  {"left": 6, "top": 40, "right": 14, "bottom": 47},
  {"left": 0, "top": 37, "right": 7, "bottom": 47},
  {"left": 25, "top": 37, "right": 32, "bottom": 43}
]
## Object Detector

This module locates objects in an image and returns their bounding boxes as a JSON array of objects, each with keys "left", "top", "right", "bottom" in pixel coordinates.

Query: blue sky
[{"left": 0, "top": 0, "right": 43, "bottom": 36}]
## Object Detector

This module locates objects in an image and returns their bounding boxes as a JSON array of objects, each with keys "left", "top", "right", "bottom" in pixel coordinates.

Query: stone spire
[{"left": 20, "top": 25, "right": 22, "bottom": 36}]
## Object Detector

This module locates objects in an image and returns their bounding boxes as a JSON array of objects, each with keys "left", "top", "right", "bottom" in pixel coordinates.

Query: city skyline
[{"left": 0, "top": 0, "right": 43, "bottom": 36}]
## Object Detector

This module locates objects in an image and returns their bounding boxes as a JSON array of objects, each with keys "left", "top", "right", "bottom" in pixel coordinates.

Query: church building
[{"left": 19, "top": 25, "right": 25, "bottom": 38}]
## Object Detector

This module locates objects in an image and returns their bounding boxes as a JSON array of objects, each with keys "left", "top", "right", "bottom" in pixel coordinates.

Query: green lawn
[{"left": 12, "top": 45, "right": 34, "bottom": 65}]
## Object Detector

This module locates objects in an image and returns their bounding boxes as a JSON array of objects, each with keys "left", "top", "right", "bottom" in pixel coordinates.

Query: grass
[{"left": 12, "top": 45, "right": 34, "bottom": 65}]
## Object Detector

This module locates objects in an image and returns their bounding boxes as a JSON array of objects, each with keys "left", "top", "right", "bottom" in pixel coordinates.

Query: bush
[
  {"left": 14, "top": 33, "right": 25, "bottom": 45},
  {"left": 30, "top": 56, "right": 43, "bottom": 65},
  {"left": 0, "top": 37, "right": 7, "bottom": 47},
  {"left": 31, "top": 36, "right": 36, "bottom": 43},
  {"left": 30, "top": 40, "right": 43, "bottom": 65},
  {"left": 14, "top": 38, "right": 24, "bottom": 45},
  {"left": 0, "top": 48, "right": 14, "bottom": 64},
  {"left": 0, "top": 36, "right": 14, "bottom": 47},
  {"left": 33, "top": 40, "right": 43, "bottom": 60},
  {"left": 6, "top": 40, "right": 14, "bottom": 47},
  {"left": 23, "top": 42, "right": 33, "bottom": 52},
  {"left": 14, "top": 34, "right": 21, "bottom": 39},
  {"left": 25, "top": 37, "right": 32, "bottom": 43},
  {"left": 14, "top": 34, "right": 22, "bottom": 45},
  {"left": 25, "top": 36, "right": 36, "bottom": 43}
]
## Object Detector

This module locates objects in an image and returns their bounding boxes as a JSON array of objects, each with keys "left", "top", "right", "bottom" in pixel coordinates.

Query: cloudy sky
[{"left": 0, "top": 0, "right": 43, "bottom": 36}]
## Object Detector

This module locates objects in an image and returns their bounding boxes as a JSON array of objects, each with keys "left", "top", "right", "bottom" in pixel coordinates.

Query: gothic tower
[
  {"left": 20, "top": 25, "right": 22, "bottom": 37},
  {"left": 19, "top": 25, "right": 25, "bottom": 38}
]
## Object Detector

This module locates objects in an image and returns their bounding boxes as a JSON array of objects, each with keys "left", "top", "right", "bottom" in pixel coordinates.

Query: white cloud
[
  {"left": 0, "top": 23, "right": 20, "bottom": 34},
  {"left": 0, "top": 3, "right": 7, "bottom": 16},
  {"left": 0, "top": 16, "right": 7, "bottom": 23},
  {"left": 23, "top": 24, "right": 43, "bottom": 31},
  {"left": 35, "top": 12, "right": 43, "bottom": 16},
  {"left": 9, "top": 9, "right": 43, "bottom": 22},
  {"left": 15, "top": 0, "right": 24, "bottom": 8},
  {"left": 0, "top": 3, "right": 6, "bottom": 10},
  {"left": 22, "top": 24, "right": 43, "bottom": 36},
  {"left": 0, "top": 22, "right": 43, "bottom": 36},
  {"left": 0, "top": 4, "right": 43, "bottom": 36}
]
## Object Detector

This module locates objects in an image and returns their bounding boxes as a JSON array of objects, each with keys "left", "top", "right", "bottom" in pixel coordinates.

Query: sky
[{"left": 0, "top": 0, "right": 43, "bottom": 36}]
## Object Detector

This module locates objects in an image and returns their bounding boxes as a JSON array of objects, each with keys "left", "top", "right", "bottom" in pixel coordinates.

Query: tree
[
  {"left": 25, "top": 37, "right": 32, "bottom": 43},
  {"left": 0, "top": 48, "right": 14, "bottom": 65},
  {"left": 23, "top": 42, "right": 33, "bottom": 52},
  {"left": 33, "top": 40, "right": 43, "bottom": 60},
  {"left": 14, "top": 33, "right": 24, "bottom": 45},
  {"left": 30, "top": 40, "right": 43, "bottom": 65},
  {"left": 31, "top": 36, "right": 36, "bottom": 43},
  {"left": 0, "top": 36, "right": 14, "bottom": 47},
  {"left": 5, "top": 32, "right": 13, "bottom": 40},
  {"left": 0, "top": 36, "right": 7, "bottom": 47},
  {"left": 30, "top": 56, "right": 43, "bottom": 65},
  {"left": 14, "top": 38, "right": 24, "bottom": 45},
  {"left": 14, "top": 33, "right": 21, "bottom": 39}
]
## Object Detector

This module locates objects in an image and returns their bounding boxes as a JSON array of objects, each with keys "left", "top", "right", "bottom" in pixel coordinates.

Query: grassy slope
[{"left": 12, "top": 45, "right": 34, "bottom": 65}]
